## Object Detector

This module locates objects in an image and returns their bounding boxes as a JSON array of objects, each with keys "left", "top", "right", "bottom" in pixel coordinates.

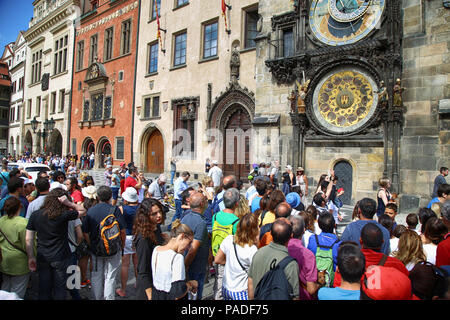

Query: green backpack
[
  {"left": 314, "top": 234, "right": 339, "bottom": 287},
  {"left": 211, "top": 213, "right": 239, "bottom": 256}
]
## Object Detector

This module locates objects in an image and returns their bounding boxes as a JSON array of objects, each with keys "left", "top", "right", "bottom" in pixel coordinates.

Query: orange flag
[
  {"left": 155, "top": 1, "right": 162, "bottom": 46},
  {"left": 222, "top": 0, "right": 228, "bottom": 31}
]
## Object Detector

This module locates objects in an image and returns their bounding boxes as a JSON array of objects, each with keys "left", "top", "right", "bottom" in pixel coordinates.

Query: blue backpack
[
  {"left": 204, "top": 195, "right": 223, "bottom": 233},
  {"left": 254, "top": 256, "right": 295, "bottom": 300}
]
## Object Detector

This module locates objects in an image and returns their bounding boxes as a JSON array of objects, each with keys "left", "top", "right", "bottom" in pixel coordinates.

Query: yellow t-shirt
[{"left": 259, "top": 211, "right": 276, "bottom": 227}]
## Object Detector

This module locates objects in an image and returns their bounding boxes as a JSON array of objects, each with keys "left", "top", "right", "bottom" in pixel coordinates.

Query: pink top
[{"left": 288, "top": 238, "right": 318, "bottom": 300}]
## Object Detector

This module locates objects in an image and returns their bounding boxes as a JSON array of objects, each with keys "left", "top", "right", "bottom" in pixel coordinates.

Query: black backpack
[{"left": 254, "top": 256, "right": 295, "bottom": 300}]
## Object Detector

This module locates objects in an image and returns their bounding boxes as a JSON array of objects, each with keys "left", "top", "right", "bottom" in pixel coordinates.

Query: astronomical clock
[
  {"left": 266, "top": 0, "right": 403, "bottom": 137},
  {"left": 264, "top": 0, "right": 404, "bottom": 192},
  {"left": 309, "top": 0, "right": 385, "bottom": 46}
]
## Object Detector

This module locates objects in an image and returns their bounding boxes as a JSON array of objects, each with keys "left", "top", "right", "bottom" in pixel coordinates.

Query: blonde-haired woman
[
  {"left": 199, "top": 176, "right": 215, "bottom": 201},
  {"left": 234, "top": 196, "right": 251, "bottom": 220},
  {"left": 151, "top": 219, "right": 198, "bottom": 300},
  {"left": 376, "top": 177, "right": 392, "bottom": 218},
  {"left": 214, "top": 213, "right": 259, "bottom": 300},
  {"left": 393, "top": 229, "right": 427, "bottom": 271}
]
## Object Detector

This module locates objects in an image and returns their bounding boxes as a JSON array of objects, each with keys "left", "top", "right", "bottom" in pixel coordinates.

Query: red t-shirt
[
  {"left": 71, "top": 189, "right": 84, "bottom": 204},
  {"left": 124, "top": 176, "right": 137, "bottom": 191},
  {"left": 333, "top": 248, "right": 409, "bottom": 287},
  {"left": 436, "top": 233, "right": 450, "bottom": 267}
]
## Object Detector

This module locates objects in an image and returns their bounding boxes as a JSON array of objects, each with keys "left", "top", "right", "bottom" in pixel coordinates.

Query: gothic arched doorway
[
  {"left": 83, "top": 137, "right": 95, "bottom": 155},
  {"left": 98, "top": 138, "right": 111, "bottom": 169},
  {"left": 333, "top": 160, "right": 353, "bottom": 205},
  {"left": 48, "top": 129, "right": 63, "bottom": 156},
  {"left": 24, "top": 131, "right": 33, "bottom": 154},
  {"left": 223, "top": 106, "right": 252, "bottom": 182},
  {"left": 146, "top": 129, "right": 164, "bottom": 173}
]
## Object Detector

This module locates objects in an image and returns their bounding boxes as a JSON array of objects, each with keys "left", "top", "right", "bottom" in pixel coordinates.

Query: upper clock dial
[{"left": 309, "top": 0, "right": 385, "bottom": 46}]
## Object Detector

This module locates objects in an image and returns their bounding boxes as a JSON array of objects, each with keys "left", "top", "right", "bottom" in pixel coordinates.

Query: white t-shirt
[
  {"left": 208, "top": 166, "right": 223, "bottom": 187},
  {"left": 303, "top": 229, "right": 314, "bottom": 248},
  {"left": 389, "top": 238, "right": 399, "bottom": 256},
  {"left": 151, "top": 247, "right": 185, "bottom": 293},
  {"left": 220, "top": 235, "right": 257, "bottom": 292},
  {"left": 423, "top": 243, "right": 437, "bottom": 265}
]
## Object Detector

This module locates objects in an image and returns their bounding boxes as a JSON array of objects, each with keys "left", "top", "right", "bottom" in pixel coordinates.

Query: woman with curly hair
[
  {"left": 394, "top": 229, "right": 427, "bottom": 271},
  {"left": 133, "top": 198, "right": 166, "bottom": 300},
  {"left": 25, "top": 188, "right": 85, "bottom": 300}
]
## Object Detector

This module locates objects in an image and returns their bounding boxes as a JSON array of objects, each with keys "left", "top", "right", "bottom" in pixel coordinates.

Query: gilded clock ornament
[
  {"left": 309, "top": 0, "right": 385, "bottom": 46},
  {"left": 311, "top": 67, "right": 379, "bottom": 134}
]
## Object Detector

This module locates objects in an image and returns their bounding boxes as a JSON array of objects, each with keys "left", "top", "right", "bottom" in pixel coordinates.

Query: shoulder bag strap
[
  {"left": 378, "top": 254, "right": 388, "bottom": 266},
  {"left": 0, "top": 172, "right": 7, "bottom": 184},
  {"left": 0, "top": 227, "right": 27, "bottom": 255},
  {"left": 233, "top": 238, "right": 247, "bottom": 273}
]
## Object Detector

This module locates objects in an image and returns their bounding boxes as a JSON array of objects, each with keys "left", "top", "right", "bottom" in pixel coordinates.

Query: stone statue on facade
[
  {"left": 393, "top": 78, "right": 405, "bottom": 107},
  {"left": 296, "top": 79, "right": 310, "bottom": 113},
  {"left": 375, "top": 80, "right": 389, "bottom": 108},
  {"left": 288, "top": 90, "right": 298, "bottom": 113},
  {"left": 230, "top": 47, "right": 240, "bottom": 84}
]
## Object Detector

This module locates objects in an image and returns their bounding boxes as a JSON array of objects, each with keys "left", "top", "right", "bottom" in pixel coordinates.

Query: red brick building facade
[{"left": 70, "top": 0, "right": 139, "bottom": 168}]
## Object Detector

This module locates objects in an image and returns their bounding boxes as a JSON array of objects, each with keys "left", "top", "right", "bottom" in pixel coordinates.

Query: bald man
[
  {"left": 180, "top": 192, "right": 210, "bottom": 299},
  {"left": 217, "top": 175, "right": 237, "bottom": 211}
]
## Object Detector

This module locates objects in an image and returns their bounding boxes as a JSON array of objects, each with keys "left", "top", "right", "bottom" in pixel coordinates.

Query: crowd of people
[{"left": 0, "top": 153, "right": 448, "bottom": 301}]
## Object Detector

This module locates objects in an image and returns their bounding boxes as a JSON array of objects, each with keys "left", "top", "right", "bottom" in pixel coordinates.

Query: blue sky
[{"left": 0, "top": 0, "right": 35, "bottom": 52}]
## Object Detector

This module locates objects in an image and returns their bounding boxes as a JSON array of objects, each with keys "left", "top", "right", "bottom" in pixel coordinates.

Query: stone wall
[
  {"left": 400, "top": 0, "right": 450, "bottom": 212},
  {"left": 304, "top": 146, "right": 385, "bottom": 205}
]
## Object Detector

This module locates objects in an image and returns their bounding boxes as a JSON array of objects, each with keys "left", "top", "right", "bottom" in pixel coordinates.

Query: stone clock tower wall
[
  {"left": 253, "top": 0, "right": 396, "bottom": 206},
  {"left": 399, "top": 0, "right": 450, "bottom": 211},
  {"left": 253, "top": 0, "right": 449, "bottom": 211}
]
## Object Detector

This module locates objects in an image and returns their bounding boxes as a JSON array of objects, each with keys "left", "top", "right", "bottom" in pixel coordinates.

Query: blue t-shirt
[
  {"left": 122, "top": 205, "right": 138, "bottom": 236},
  {"left": 427, "top": 197, "right": 441, "bottom": 209},
  {"left": 307, "top": 232, "right": 340, "bottom": 271},
  {"left": 340, "top": 220, "right": 391, "bottom": 255},
  {"left": 0, "top": 172, "right": 9, "bottom": 188},
  {"left": 0, "top": 194, "right": 27, "bottom": 217},
  {"left": 251, "top": 195, "right": 262, "bottom": 213},
  {"left": 318, "top": 287, "right": 360, "bottom": 300},
  {"left": 180, "top": 210, "right": 210, "bottom": 274}
]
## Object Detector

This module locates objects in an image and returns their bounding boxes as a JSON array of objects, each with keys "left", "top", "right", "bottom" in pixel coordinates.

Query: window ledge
[
  {"left": 240, "top": 47, "right": 256, "bottom": 54},
  {"left": 145, "top": 71, "right": 158, "bottom": 78},
  {"left": 198, "top": 56, "right": 219, "bottom": 64},
  {"left": 51, "top": 70, "right": 68, "bottom": 80},
  {"left": 169, "top": 64, "right": 187, "bottom": 71},
  {"left": 148, "top": 16, "right": 160, "bottom": 24},
  {"left": 28, "top": 81, "right": 41, "bottom": 89},
  {"left": 173, "top": 2, "right": 189, "bottom": 12},
  {"left": 78, "top": 118, "right": 116, "bottom": 129},
  {"left": 140, "top": 116, "right": 161, "bottom": 121}
]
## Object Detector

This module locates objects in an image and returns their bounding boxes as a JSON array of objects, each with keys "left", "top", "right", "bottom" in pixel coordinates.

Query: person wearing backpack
[
  {"left": 81, "top": 186, "right": 126, "bottom": 300},
  {"left": 318, "top": 242, "right": 366, "bottom": 300},
  {"left": 180, "top": 192, "right": 210, "bottom": 300},
  {"left": 211, "top": 188, "right": 241, "bottom": 300},
  {"left": 333, "top": 222, "right": 409, "bottom": 288},
  {"left": 307, "top": 212, "right": 341, "bottom": 288},
  {"left": 248, "top": 218, "right": 299, "bottom": 300}
]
